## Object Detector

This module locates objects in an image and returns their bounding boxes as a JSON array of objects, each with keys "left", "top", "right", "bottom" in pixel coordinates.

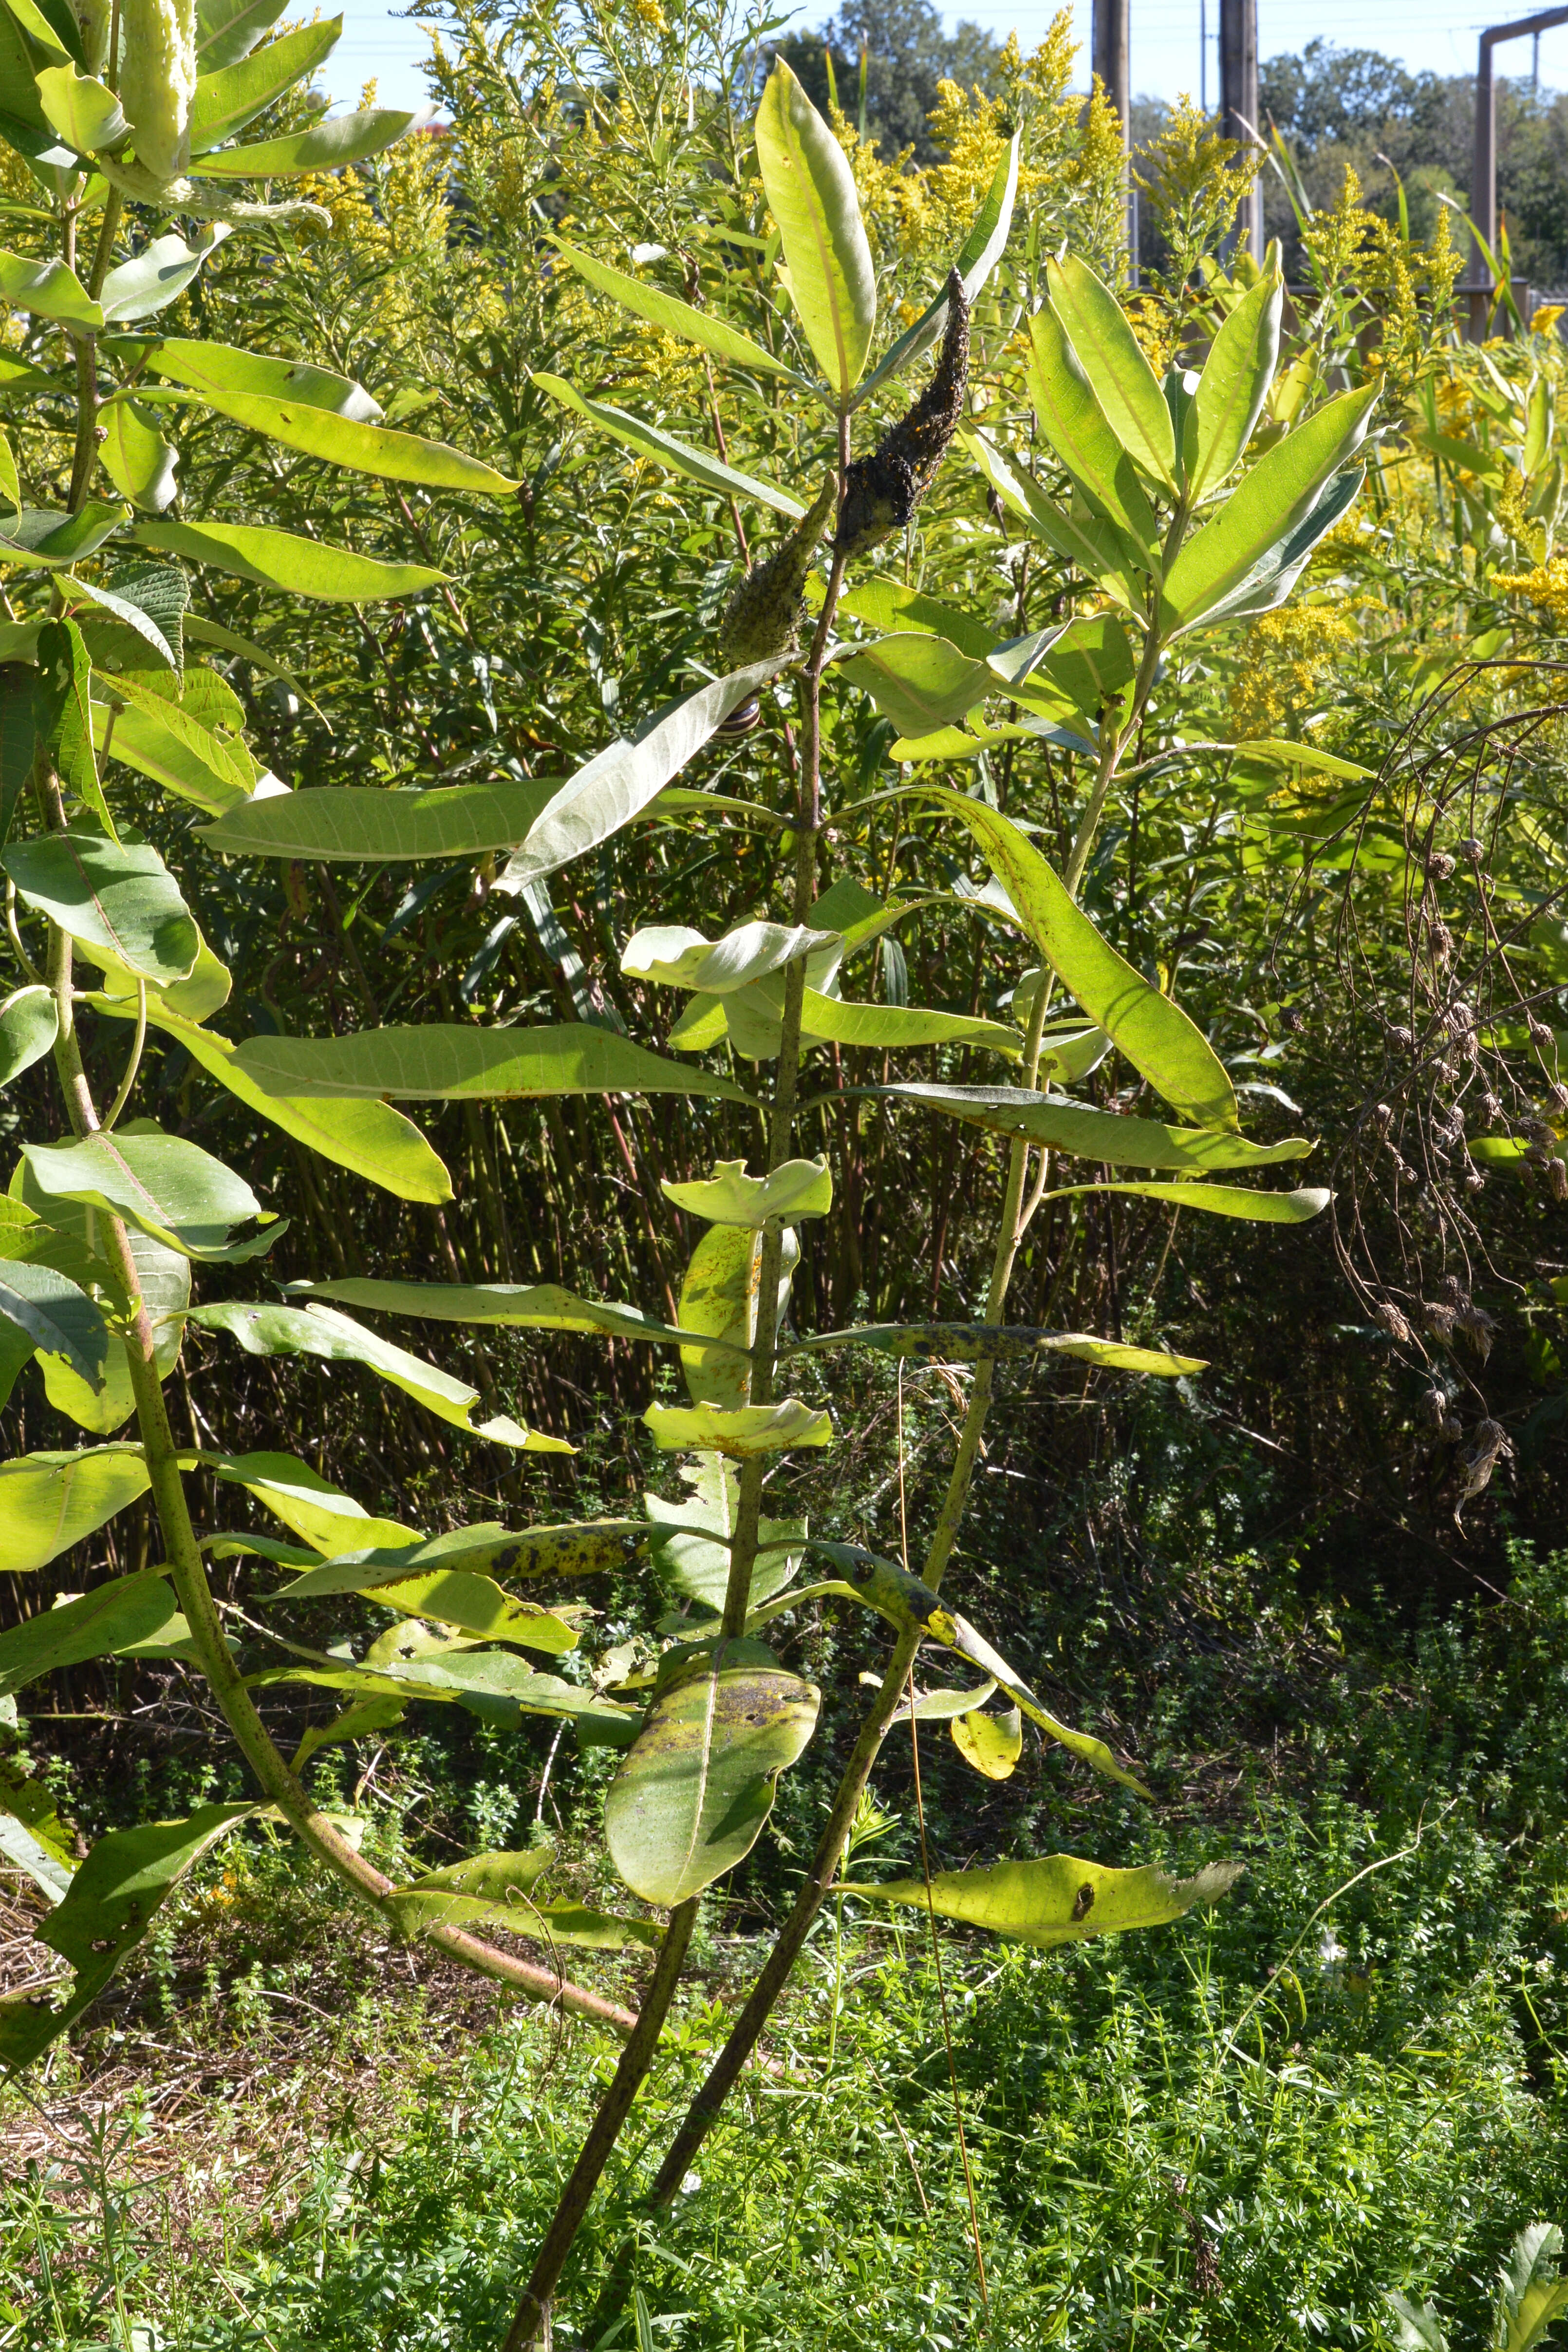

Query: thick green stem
[
  {"left": 501, "top": 1898, "right": 699, "bottom": 2352},
  {"left": 637, "top": 624, "right": 1170, "bottom": 2214}
]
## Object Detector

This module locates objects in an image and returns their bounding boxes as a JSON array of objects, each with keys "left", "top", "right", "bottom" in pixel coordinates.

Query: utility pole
[
  {"left": 1092, "top": 0, "right": 1132, "bottom": 277},
  {"left": 1219, "top": 0, "right": 1263, "bottom": 261},
  {"left": 1470, "top": 7, "right": 1568, "bottom": 338}
]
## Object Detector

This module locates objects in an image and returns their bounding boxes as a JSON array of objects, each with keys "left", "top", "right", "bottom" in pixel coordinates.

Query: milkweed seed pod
[
  {"left": 1423, "top": 1299, "right": 1456, "bottom": 1341},
  {"left": 716, "top": 473, "right": 837, "bottom": 672},
  {"left": 1373, "top": 1300, "right": 1412, "bottom": 1344},
  {"left": 71, "top": 0, "right": 111, "bottom": 75},
  {"left": 836, "top": 270, "right": 970, "bottom": 563},
  {"left": 1551, "top": 1156, "right": 1568, "bottom": 1202},
  {"left": 120, "top": 0, "right": 198, "bottom": 184}
]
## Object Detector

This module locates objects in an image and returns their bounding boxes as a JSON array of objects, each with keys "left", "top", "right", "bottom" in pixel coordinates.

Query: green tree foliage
[{"left": 773, "top": 0, "right": 1004, "bottom": 168}]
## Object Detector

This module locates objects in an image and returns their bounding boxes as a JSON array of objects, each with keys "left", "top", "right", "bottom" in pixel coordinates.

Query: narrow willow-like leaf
[
  {"left": 189, "top": 15, "right": 342, "bottom": 148},
  {"left": 880, "top": 1083, "right": 1311, "bottom": 1171},
  {"left": 784, "top": 1323, "right": 1204, "bottom": 1374},
  {"left": 1045, "top": 1180, "right": 1331, "bottom": 1223},
  {"left": 177, "top": 386, "right": 519, "bottom": 493},
  {"left": 753, "top": 58, "right": 876, "bottom": 394},
  {"left": 553, "top": 239, "right": 811, "bottom": 387},
  {"left": 233, "top": 1023, "right": 754, "bottom": 1105},
  {"left": 283, "top": 1275, "right": 738, "bottom": 1354},
  {"left": 144, "top": 336, "right": 383, "bottom": 420},
  {"left": 533, "top": 373, "right": 803, "bottom": 517},
  {"left": 961, "top": 427, "right": 1144, "bottom": 613},
  {"left": 840, "top": 1854, "right": 1242, "bottom": 1944},
  {"left": 921, "top": 794, "right": 1237, "bottom": 1129}
]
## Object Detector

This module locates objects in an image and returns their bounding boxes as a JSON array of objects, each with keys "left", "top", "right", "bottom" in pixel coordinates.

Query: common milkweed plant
[{"left": 0, "top": 12, "right": 1373, "bottom": 2341}]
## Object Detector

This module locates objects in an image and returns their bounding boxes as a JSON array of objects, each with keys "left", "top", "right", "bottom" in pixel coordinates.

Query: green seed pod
[
  {"left": 837, "top": 270, "right": 970, "bottom": 563},
  {"left": 120, "top": 0, "right": 198, "bottom": 184},
  {"left": 716, "top": 473, "right": 837, "bottom": 671},
  {"left": 71, "top": 0, "right": 112, "bottom": 77}
]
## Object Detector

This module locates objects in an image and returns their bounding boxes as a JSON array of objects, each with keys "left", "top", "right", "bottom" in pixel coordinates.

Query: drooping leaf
[
  {"left": 195, "top": 1447, "right": 421, "bottom": 1554},
  {"left": 92, "top": 683, "right": 255, "bottom": 815},
  {"left": 2, "top": 833, "right": 198, "bottom": 985},
  {"left": 98, "top": 227, "right": 229, "bottom": 324},
  {"left": 753, "top": 58, "right": 877, "bottom": 394},
  {"left": 533, "top": 373, "right": 803, "bottom": 517},
  {"left": 246, "top": 1653, "right": 641, "bottom": 1745},
  {"left": 553, "top": 239, "right": 811, "bottom": 386},
  {"left": 144, "top": 336, "right": 383, "bottom": 420},
  {"left": 642, "top": 1399, "right": 832, "bottom": 1455},
  {"left": 0, "top": 1568, "right": 175, "bottom": 1697},
  {"left": 189, "top": 1300, "right": 563, "bottom": 1450},
  {"left": 0, "top": 1804, "right": 253, "bottom": 2072},
  {"left": 1047, "top": 254, "right": 1176, "bottom": 491},
  {"left": 0, "top": 982, "right": 57, "bottom": 1084},
  {"left": 284, "top": 1275, "right": 734, "bottom": 1356},
  {"left": 604, "top": 1639, "right": 820, "bottom": 1905},
  {"left": 0, "top": 1257, "right": 108, "bottom": 1390},
  {"left": 1188, "top": 268, "right": 1283, "bottom": 498},
  {"left": 1184, "top": 466, "right": 1365, "bottom": 635},
  {"left": 839, "top": 1854, "right": 1242, "bottom": 1944},
  {"left": 233, "top": 1023, "right": 753, "bottom": 1105},
  {"left": 919, "top": 795, "right": 1237, "bottom": 1127},
  {"left": 23, "top": 1125, "right": 281, "bottom": 1263},
  {"left": 89, "top": 923, "right": 230, "bottom": 1025},
  {"left": 189, "top": 15, "right": 342, "bottom": 148},
  {"left": 1160, "top": 383, "right": 1378, "bottom": 634},
  {"left": 661, "top": 1156, "right": 832, "bottom": 1227},
  {"left": 198, "top": 778, "right": 556, "bottom": 862},
  {"left": 188, "top": 102, "right": 433, "bottom": 177},
  {"left": 495, "top": 662, "right": 782, "bottom": 891},
  {"left": 1025, "top": 306, "right": 1159, "bottom": 553},
  {"left": 342, "top": 1572, "right": 579, "bottom": 1654},
  {"left": 621, "top": 918, "right": 837, "bottom": 993},
  {"left": 0, "top": 1445, "right": 149, "bottom": 1572},
  {"left": 383, "top": 1843, "right": 555, "bottom": 1938},
  {"left": 89, "top": 994, "right": 453, "bottom": 1204},
  {"left": 131, "top": 518, "right": 444, "bottom": 601},
  {"left": 261, "top": 1518, "right": 647, "bottom": 1597},
  {"left": 1047, "top": 1179, "right": 1331, "bottom": 1223},
  {"left": 647, "top": 1454, "right": 804, "bottom": 1614},
  {"left": 784, "top": 1322, "right": 1204, "bottom": 1375},
  {"left": 10, "top": 1159, "right": 190, "bottom": 1433},
  {"left": 289, "top": 1693, "right": 406, "bottom": 1773},
  {"left": 951, "top": 1703, "right": 1022, "bottom": 1779},
  {"left": 176, "top": 385, "right": 519, "bottom": 494},
  {"left": 880, "top": 1083, "right": 1311, "bottom": 1171},
  {"left": 0, "top": 501, "right": 129, "bottom": 570}
]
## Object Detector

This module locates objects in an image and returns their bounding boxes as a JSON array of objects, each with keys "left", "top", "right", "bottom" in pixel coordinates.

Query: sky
[{"left": 323, "top": 0, "right": 1568, "bottom": 117}]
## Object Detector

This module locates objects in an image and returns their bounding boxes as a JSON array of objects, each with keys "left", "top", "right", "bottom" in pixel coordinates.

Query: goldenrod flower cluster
[
  {"left": 1228, "top": 603, "right": 1356, "bottom": 739},
  {"left": 1494, "top": 556, "right": 1568, "bottom": 630}
]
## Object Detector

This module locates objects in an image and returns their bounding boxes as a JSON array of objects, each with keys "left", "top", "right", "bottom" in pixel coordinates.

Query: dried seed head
[
  {"left": 1374, "top": 1300, "right": 1412, "bottom": 1343},
  {"left": 717, "top": 474, "right": 837, "bottom": 671},
  {"left": 1426, "top": 850, "right": 1456, "bottom": 882},
  {"left": 1460, "top": 837, "right": 1485, "bottom": 866},
  {"left": 1480, "top": 1091, "right": 1503, "bottom": 1125},
  {"left": 1281, "top": 1006, "right": 1306, "bottom": 1035},
  {"left": 1371, "top": 1102, "right": 1394, "bottom": 1135},
  {"left": 836, "top": 271, "right": 970, "bottom": 562},
  {"left": 1465, "top": 1167, "right": 1486, "bottom": 1193},
  {"left": 1437, "top": 1272, "right": 1466, "bottom": 1304},
  {"left": 1420, "top": 1387, "right": 1448, "bottom": 1426},
  {"left": 1423, "top": 1300, "right": 1456, "bottom": 1340},
  {"left": 1528, "top": 1016, "right": 1557, "bottom": 1051},
  {"left": 1388, "top": 1025, "right": 1417, "bottom": 1054},
  {"left": 1427, "top": 919, "right": 1454, "bottom": 966},
  {"left": 1440, "top": 1412, "right": 1465, "bottom": 1442},
  {"left": 1459, "top": 1417, "right": 1511, "bottom": 1504},
  {"left": 1456, "top": 1303, "right": 1495, "bottom": 1361},
  {"left": 1551, "top": 1157, "right": 1568, "bottom": 1202}
]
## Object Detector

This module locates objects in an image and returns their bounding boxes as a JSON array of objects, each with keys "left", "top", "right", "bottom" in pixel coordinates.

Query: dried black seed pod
[
  {"left": 836, "top": 269, "right": 970, "bottom": 563},
  {"left": 716, "top": 473, "right": 837, "bottom": 671}
]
